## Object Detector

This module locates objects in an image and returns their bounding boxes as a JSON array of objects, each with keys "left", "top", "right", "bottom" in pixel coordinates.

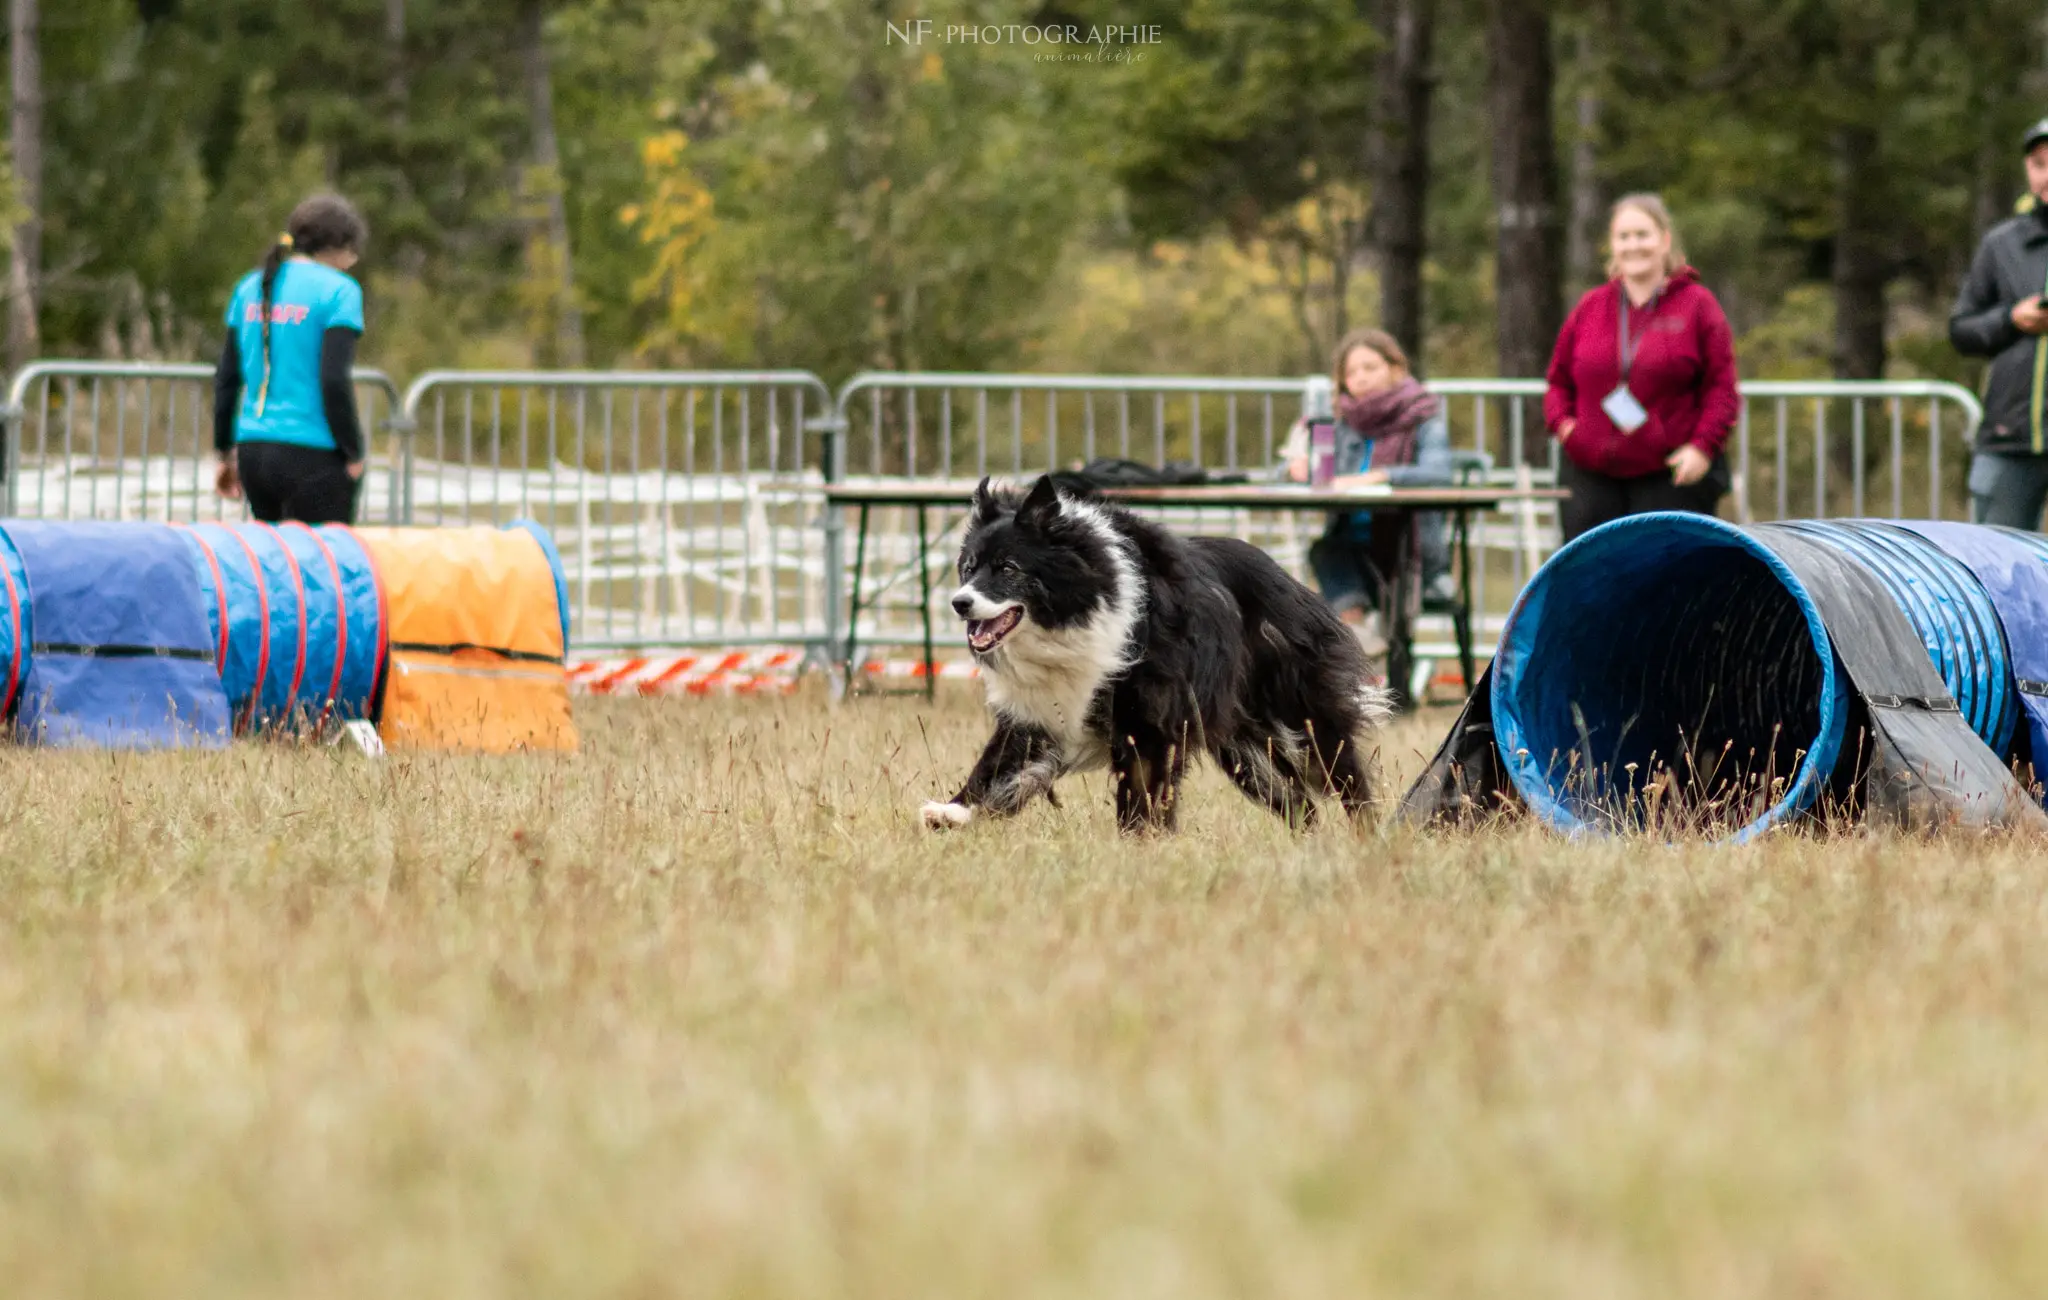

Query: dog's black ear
[
  {"left": 1015, "top": 474, "right": 1063, "bottom": 531},
  {"left": 969, "top": 476, "right": 1000, "bottom": 527}
]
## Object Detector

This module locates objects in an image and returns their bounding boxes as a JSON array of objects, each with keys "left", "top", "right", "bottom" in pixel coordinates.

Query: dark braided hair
[{"left": 254, "top": 193, "right": 368, "bottom": 417}]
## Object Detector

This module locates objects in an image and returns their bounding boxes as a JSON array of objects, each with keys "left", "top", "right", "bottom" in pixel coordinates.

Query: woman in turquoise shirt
[{"left": 212, "top": 193, "right": 370, "bottom": 524}]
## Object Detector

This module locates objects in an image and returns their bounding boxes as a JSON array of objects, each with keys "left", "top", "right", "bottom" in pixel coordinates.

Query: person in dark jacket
[
  {"left": 213, "top": 193, "right": 370, "bottom": 525},
  {"left": 1544, "top": 194, "right": 1742, "bottom": 542},
  {"left": 1949, "top": 118, "right": 2048, "bottom": 530}
]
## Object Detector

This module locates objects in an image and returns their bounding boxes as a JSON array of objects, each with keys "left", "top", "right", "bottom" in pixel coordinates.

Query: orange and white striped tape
[
  {"left": 566, "top": 649, "right": 1471, "bottom": 697},
  {"left": 566, "top": 649, "right": 805, "bottom": 696},
  {"left": 565, "top": 648, "right": 982, "bottom": 695},
  {"left": 852, "top": 657, "right": 981, "bottom": 681}
]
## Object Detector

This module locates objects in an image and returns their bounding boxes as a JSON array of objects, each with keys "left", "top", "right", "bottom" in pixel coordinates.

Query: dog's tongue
[
  {"left": 967, "top": 607, "right": 1019, "bottom": 651},
  {"left": 968, "top": 610, "right": 1011, "bottom": 649}
]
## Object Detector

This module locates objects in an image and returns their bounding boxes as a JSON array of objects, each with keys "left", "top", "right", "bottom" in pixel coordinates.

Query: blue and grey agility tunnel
[
  {"left": 1399, "top": 512, "right": 2048, "bottom": 838},
  {"left": 178, "top": 522, "right": 388, "bottom": 732}
]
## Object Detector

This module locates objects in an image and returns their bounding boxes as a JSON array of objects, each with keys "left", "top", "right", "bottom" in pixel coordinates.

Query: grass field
[{"left": 2, "top": 688, "right": 2047, "bottom": 1297}]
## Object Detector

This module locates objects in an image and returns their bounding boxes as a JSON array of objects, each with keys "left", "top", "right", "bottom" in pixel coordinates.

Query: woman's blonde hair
[
  {"left": 1330, "top": 327, "right": 1410, "bottom": 397},
  {"left": 1604, "top": 192, "right": 1687, "bottom": 279}
]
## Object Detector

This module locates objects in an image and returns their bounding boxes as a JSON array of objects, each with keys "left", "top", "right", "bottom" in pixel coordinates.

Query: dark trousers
[
  {"left": 1559, "top": 455, "right": 1726, "bottom": 543},
  {"left": 237, "top": 440, "right": 360, "bottom": 525},
  {"left": 1968, "top": 452, "right": 2048, "bottom": 531},
  {"left": 1307, "top": 513, "right": 1410, "bottom": 617}
]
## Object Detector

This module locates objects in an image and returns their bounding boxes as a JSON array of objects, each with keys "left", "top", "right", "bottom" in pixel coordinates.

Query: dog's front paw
[{"left": 920, "top": 800, "right": 975, "bottom": 830}]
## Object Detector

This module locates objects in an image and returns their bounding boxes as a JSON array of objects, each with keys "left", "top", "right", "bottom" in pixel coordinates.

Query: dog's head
[{"left": 950, "top": 475, "right": 1122, "bottom": 656}]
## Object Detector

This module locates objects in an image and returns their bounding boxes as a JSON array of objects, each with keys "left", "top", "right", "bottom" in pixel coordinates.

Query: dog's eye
[
  {"left": 1001, "top": 560, "right": 1022, "bottom": 576},
  {"left": 960, "top": 557, "right": 976, "bottom": 577}
]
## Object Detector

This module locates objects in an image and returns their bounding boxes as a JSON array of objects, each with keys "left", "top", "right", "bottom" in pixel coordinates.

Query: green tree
[
  {"left": 618, "top": 0, "right": 1099, "bottom": 378},
  {"left": 1596, "top": 0, "right": 2046, "bottom": 380},
  {"left": 1085, "top": 0, "right": 1379, "bottom": 367}
]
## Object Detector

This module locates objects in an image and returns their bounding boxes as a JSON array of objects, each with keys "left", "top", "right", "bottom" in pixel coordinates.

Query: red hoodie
[{"left": 1543, "top": 266, "right": 1742, "bottom": 479}]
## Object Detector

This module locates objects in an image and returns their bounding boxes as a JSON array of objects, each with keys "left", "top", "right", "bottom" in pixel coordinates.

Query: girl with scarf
[{"left": 1282, "top": 328, "right": 1453, "bottom": 640}]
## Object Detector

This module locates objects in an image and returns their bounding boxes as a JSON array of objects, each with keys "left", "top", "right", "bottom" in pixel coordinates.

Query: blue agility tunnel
[
  {"left": 0, "top": 518, "right": 571, "bottom": 750},
  {"left": 1401, "top": 513, "right": 2048, "bottom": 839},
  {"left": 0, "top": 521, "right": 231, "bottom": 747},
  {"left": 312, "top": 525, "right": 389, "bottom": 723},
  {"left": 0, "top": 529, "right": 26, "bottom": 723},
  {"left": 178, "top": 522, "right": 386, "bottom": 732},
  {"left": 1487, "top": 514, "right": 1853, "bottom": 841},
  {"left": 1894, "top": 521, "right": 2048, "bottom": 772}
]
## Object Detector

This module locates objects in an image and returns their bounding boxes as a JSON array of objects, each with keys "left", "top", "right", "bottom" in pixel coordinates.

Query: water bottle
[{"left": 1309, "top": 418, "right": 1337, "bottom": 488}]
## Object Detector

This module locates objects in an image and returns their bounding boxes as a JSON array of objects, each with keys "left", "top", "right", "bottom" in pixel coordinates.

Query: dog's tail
[{"left": 1356, "top": 681, "right": 1397, "bottom": 731}]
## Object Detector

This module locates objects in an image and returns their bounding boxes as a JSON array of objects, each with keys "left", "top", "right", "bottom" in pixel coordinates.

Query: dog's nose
[{"left": 951, "top": 592, "right": 975, "bottom": 617}]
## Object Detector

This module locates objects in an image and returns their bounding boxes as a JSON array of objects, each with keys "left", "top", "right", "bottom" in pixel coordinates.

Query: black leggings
[
  {"left": 237, "top": 441, "right": 360, "bottom": 525},
  {"left": 1559, "top": 455, "right": 1726, "bottom": 543}
]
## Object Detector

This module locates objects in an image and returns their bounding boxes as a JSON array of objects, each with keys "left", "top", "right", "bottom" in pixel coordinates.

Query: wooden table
[{"left": 824, "top": 480, "right": 1569, "bottom": 703}]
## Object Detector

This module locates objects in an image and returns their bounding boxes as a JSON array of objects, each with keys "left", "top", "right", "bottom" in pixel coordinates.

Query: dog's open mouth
[{"left": 966, "top": 606, "right": 1023, "bottom": 653}]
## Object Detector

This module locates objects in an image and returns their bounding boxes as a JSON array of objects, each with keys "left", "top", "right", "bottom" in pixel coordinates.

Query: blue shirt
[
  {"left": 223, "top": 261, "right": 364, "bottom": 450},
  {"left": 1335, "top": 412, "right": 1455, "bottom": 542}
]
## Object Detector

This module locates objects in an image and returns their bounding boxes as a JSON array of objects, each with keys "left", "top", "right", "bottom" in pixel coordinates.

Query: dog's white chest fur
[
  {"left": 984, "top": 625, "right": 1121, "bottom": 747},
  {"left": 980, "top": 499, "right": 1142, "bottom": 759}
]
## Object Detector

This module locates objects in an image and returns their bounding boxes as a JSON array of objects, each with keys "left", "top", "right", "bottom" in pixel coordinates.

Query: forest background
[{"left": 0, "top": 0, "right": 2042, "bottom": 393}]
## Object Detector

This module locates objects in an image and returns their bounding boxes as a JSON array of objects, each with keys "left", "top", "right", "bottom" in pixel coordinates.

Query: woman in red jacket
[{"left": 1545, "top": 194, "right": 1742, "bottom": 542}]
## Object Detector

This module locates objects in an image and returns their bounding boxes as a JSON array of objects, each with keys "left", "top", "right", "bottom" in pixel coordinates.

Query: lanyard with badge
[{"left": 1602, "top": 282, "right": 1653, "bottom": 434}]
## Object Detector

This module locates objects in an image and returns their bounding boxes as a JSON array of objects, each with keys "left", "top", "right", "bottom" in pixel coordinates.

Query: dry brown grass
[{"left": 0, "top": 688, "right": 2046, "bottom": 1297}]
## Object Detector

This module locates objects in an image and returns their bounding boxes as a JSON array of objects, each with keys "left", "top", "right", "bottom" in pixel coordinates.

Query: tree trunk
[
  {"left": 522, "top": 0, "right": 583, "bottom": 367},
  {"left": 385, "top": 0, "right": 407, "bottom": 131},
  {"left": 848, "top": 0, "right": 895, "bottom": 371},
  {"left": 1971, "top": 125, "right": 2005, "bottom": 242},
  {"left": 1830, "top": 122, "right": 1887, "bottom": 380},
  {"left": 8, "top": 0, "right": 39, "bottom": 370},
  {"left": 1326, "top": 198, "right": 1353, "bottom": 348},
  {"left": 1365, "top": 0, "right": 1435, "bottom": 370},
  {"left": 1486, "top": 0, "right": 1562, "bottom": 391},
  {"left": 1564, "top": 31, "right": 1602, "bottom": 292}
]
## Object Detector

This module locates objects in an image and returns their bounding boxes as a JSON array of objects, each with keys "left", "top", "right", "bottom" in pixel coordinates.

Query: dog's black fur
[{"left": 922, "top": 474, "right": 1392, "bottom": 834}]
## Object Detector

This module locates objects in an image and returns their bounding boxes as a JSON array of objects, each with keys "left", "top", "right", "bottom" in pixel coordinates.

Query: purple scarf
[{"left": 1335, "top": 378, "right": 1441, "bottom": 470}]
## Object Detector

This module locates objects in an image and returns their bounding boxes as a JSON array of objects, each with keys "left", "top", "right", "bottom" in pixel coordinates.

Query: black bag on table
[{"left": 1046, "top": 458, "right": 1249, "bottom": 496}]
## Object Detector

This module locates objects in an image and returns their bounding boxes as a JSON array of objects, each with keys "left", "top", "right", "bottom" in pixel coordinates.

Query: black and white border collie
[{"left": 920, "top": 475, "right": 1393, "bottom": 834}]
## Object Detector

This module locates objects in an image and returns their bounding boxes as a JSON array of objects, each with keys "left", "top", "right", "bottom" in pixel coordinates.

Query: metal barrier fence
[
  {"left": 831, "top": 372, "right": 1984, "bottom": 676},
  {"left": 0, "top": 361, "right": 1987, "bottom": 670},
  {"left": 1, "top": 361, "right": 407, "bottom": 522},
  {"left": 398, "top": 370, "right": 839, "bottom": 652}
]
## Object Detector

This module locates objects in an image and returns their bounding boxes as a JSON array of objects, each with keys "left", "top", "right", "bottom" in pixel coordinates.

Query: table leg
[
  {"left": 844, "top": 502, "right": 871, "bottom": 694},
  {"left": 1386, "top": 514, "right": 1417, "bottom": 713},
  {"left": 917, "top": 504, "right": 935, "bottom": 704}
]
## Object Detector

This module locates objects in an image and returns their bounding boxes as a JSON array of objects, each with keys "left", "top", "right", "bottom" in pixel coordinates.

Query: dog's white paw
[{"left": 920, "top": 800, "right": 975, "bottom": 830}]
